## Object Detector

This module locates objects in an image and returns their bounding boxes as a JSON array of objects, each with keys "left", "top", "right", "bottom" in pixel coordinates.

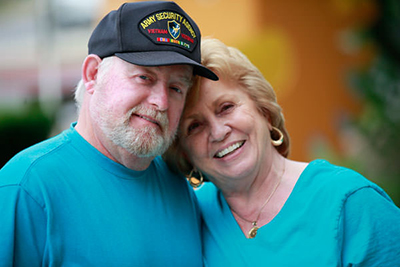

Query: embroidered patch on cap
[{"left": 139, "top": 10, "right": 197, "bottom": 52}]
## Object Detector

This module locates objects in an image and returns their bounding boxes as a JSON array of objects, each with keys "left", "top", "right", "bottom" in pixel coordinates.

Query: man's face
[{"left": 90, "top": 57, "right": 193, "bottom": 158}]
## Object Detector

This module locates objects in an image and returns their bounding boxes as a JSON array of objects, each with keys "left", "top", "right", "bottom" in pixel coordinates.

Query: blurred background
[{"left": 1, "top": 0, "right": 399, "bottom": 205}]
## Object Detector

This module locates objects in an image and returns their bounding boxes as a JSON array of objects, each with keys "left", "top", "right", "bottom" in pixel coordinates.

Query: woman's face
[{"left": 180, "top": 77, "right": 273, "bottom": 184}]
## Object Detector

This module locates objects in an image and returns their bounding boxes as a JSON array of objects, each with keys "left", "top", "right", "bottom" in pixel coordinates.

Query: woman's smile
[
  {"left": 180, "top": 76, "right": 272, "bottom": 181},
  {"left": 214, "top": 141, "right": 245, "bottom": 158}
]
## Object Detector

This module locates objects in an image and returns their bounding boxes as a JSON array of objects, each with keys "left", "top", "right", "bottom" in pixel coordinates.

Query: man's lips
[
  {"left": 134, "top": 114, "right": 160, "bottom": 127},
  {"left": 214, "top": 141, "right": 245, "bottom": 158}
]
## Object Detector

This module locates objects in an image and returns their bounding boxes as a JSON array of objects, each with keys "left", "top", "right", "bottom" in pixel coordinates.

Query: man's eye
[
  {"left": 139, "top": 75, "right": 149, "bottom": 80},
  {"left": 170, "top": 87, "right": 182, "bottom": 94}
]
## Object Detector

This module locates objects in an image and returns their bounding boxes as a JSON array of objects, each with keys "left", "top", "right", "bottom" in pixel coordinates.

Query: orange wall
[{"left": 101, "top": 0, "right": 376, "bottom": 161}]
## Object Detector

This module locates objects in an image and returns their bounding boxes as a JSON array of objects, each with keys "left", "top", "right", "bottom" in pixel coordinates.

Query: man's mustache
[{"left": 127, "top": 105, "right": 169, "bottom": 132}]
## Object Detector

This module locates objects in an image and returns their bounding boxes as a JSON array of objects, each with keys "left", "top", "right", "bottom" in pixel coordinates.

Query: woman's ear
[
  {"left": 182, "top": 150, "right": 190, "bottom": 163},
  {"left": 261, "top": 107, "right": 273, "bottom": 131},
  {"left": 82, "top": 54, "right": 102, "bottom": 94}
]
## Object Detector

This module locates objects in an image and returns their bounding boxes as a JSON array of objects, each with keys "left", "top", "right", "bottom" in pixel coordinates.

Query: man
[{"left": 0, "top": 2, "right": 217, "bottom": 266}]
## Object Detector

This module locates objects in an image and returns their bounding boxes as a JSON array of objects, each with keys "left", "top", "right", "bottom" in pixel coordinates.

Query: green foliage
[
  {"left": 0, "top": 102, "right": 54, "bottom": 168},
  {"left": 350, "top": 55, "right": 400, "bottom": 163},
  {"left": 313, "top": 0, "right": 400, "bottom": 206},
  {"left": 349, "top": 55, "right": 400, "bottom": 205},
  {"left": 347, "top": 0, "right": 400, "bottom": 205}
]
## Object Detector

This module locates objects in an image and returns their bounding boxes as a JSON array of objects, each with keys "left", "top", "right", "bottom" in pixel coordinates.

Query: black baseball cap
[{"left": 88, "top": 1, "right": 218, "bottom": 81}]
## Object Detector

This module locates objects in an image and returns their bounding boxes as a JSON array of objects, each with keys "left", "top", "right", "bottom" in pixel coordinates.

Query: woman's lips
[{"left": 214, "top": 141, "right": 245, "bottom": 158}]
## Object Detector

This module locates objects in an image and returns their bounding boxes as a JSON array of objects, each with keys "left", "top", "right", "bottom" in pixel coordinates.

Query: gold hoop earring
[
  {"left": 271, "top": 126, "right": 284, "bottom": 146},
  {"left": 187, "top": 168, "right": 204, "bottom": 188}
]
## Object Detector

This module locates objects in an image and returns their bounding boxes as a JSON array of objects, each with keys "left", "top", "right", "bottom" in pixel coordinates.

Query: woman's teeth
[{"left": 215, "top": 141, "right": 244, "bottom": 158}]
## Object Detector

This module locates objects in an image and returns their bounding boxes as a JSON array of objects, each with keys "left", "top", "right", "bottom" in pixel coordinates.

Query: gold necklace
[{"left": 232, "top": 161, "right": 285, "bottom": 239}]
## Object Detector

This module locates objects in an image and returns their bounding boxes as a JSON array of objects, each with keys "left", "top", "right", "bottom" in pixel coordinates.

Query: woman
[{"left": 164, "top": 38, "right": 400, "bottom": 266}]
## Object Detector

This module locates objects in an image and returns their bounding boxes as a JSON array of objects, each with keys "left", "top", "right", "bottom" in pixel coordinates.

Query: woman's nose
[{"left": 209, "top": 118, "right": 231, "bottom": 142}]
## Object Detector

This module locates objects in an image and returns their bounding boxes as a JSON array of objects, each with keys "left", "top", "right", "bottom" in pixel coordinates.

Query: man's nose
[{"left": 148, "top": 83, "right": 169, "bottom": 112}]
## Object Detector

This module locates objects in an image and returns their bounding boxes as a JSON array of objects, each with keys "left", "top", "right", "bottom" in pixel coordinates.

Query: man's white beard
[{"left": 95, "top": 104, "right": 176, "bottom": 158}]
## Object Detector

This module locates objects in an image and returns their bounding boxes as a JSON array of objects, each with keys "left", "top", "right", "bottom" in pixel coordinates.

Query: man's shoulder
[
  {"left": 151, "top": 156, "right": 196, "bottom": 195},
  {"left": 0, "top": 131, "right": 71, "bottom": 186},
  {"left": 152, "top": 156, "right": 184, "bottom": 180}
]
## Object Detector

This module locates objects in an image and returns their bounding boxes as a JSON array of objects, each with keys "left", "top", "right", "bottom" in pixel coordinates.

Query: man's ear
[{"left": 82, "top": 54, "right": 102, "bottom": 94}]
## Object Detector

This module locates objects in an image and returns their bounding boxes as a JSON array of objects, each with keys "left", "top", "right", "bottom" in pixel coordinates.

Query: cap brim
[{"left": 115, "top": 51, "right": 218, "bottom": 81}]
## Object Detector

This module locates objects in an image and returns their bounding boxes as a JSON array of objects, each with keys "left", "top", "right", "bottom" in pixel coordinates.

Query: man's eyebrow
[
  {"left": 181, "top": 76, "right": 193, "bottom": 87},
  {"left": 176, "top": 71, "right": 194, "bottom": 88}
]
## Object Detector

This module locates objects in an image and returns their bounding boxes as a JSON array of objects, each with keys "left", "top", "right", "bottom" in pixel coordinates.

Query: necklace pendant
[{"left": 248, "top": 222, "right": 259, "bottom": 239}]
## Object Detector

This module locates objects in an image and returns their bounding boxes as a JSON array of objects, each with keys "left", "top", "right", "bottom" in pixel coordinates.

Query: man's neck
[{"left": 75, "top": 116, "right": 154, "bottom": 171}]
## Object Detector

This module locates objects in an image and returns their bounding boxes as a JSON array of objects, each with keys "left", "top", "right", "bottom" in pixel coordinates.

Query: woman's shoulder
[
  {"left": 194, "top": 182, "right": 229, "bottom": 213},
  {"left": 299, "top": 159, "right": 386, "bottom": 197},
  {"left": 304, "top": 159, "right": 368, "bottom": 182},
  {"left": 194, "top": 182, "right": 218, "bottom": 200}
]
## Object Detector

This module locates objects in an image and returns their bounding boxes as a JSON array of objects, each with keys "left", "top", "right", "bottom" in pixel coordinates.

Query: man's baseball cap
[{"left": 88, "top": 1, "right": 218, "bottom": 81}]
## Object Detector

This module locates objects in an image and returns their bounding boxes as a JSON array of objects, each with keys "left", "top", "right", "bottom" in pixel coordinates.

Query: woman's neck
[{"left": 222, "top": 158, "right": 308, "bottom": 237}]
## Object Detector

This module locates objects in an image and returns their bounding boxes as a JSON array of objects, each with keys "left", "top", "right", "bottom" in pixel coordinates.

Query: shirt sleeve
[
  {"left": 0, "top": 185, "right": 47, "bottom": 267},
  {"left": 339, "top": 186, "right": 400, "bottom": 267}
]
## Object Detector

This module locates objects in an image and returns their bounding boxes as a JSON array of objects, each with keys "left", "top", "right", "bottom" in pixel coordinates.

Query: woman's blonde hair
[{"left": 164, "top": 38, "right": 290, "bottom": 175}]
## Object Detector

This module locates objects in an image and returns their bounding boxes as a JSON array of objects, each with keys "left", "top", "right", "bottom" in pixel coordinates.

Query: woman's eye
[
  {"left": 220, "top": 103, "right": 234, "bottom": 113},
  {"left": 187, "top": 122, "right": 200, "bottom": 134}
]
